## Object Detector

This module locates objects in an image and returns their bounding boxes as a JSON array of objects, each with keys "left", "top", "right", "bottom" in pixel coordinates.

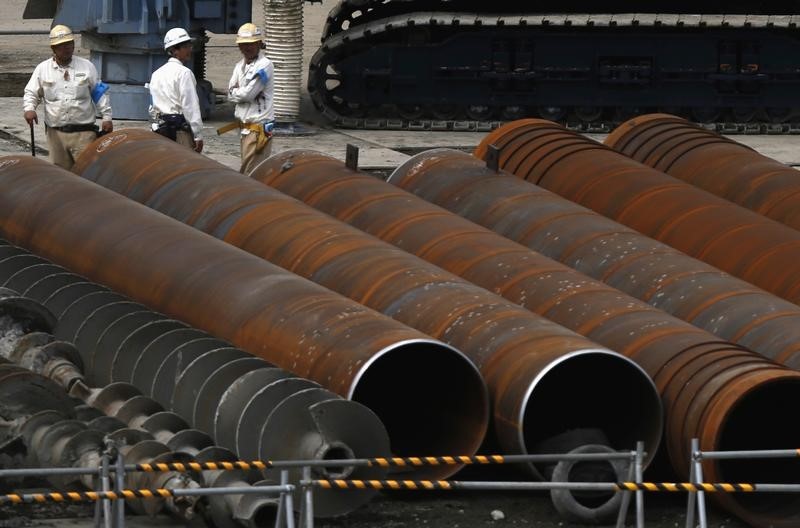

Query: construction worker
[
  {"left": 219, "top": 22, "right": 275, "bottom": 174},
  {"left": 148, "top": 27, "right": 204, "bottom": 153},
  {"left": 23, "top": 25, "right": 113, "bottom": 171}
]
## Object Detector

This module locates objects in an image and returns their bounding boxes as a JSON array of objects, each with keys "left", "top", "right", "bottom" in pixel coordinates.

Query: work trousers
[
  {"left": 240, "top": 131, "right": 272, "bottom": 175},
  {"left": 46, "top": 128, "right": 96, "bottom": 171}
]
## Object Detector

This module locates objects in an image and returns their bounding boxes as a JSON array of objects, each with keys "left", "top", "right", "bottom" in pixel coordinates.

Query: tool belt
[
  {"left": 217, "top": 120, "right": 274, "bottom": 153},
  {"left": 49, "top": 123, "right": 99, "bottom": 134},
  {"left": 153, "top": 114, "right": 191, "bottom": 142}
]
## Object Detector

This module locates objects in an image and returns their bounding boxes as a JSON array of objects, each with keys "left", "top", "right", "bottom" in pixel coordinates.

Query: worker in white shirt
[
  {"left": 148, "top": 27, "right": 204, "bottom": 153},
  {"left": 23, "top": 25, "right": 113, "bottom": 171},
  {"left": 217, "top": 22, "right": 275, "bottom": 174}
]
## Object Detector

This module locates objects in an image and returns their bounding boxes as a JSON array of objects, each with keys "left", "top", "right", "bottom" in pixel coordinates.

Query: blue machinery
[{"left": 23, "top": 0, "right": 253, "bottom": 119}]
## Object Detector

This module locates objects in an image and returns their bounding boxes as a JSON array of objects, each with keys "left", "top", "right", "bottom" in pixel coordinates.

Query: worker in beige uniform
[
  {"left": 218, "top": 23, "right": 275, "bottom": 175},
  {"left": 23, "top": 25, "right": 113, "bottom": 170},
  {"left": 147, "top": 27, "right": 204, "bottom": 153}
]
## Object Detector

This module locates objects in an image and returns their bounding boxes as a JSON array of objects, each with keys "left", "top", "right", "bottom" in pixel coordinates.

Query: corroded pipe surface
[
  {"left": 387, "top": 149, "right": 800, "bottom": 369},
  {"left": 606, "top": 114, "right": 800, "bottom": 233},
  {"left": 73, "top": 130, "right": 662, "bottom": 477},
  {"left": 474, "top": 119, "right": 800, "bottom": 305},
  {"left": 248, "top": 150, "right": 800, "bottom": 516},
  {"left": 0, "top": 155, "right": 486, "bottom": 479}
]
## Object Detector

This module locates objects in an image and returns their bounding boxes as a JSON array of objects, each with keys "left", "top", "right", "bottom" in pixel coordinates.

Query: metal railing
[{"left": 4, "top": 439, "right": 800, "bottom": 528}]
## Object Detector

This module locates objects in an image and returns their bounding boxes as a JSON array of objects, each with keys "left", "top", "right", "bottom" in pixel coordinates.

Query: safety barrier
[
  {"left": 4, "top": 440, "right": 800, "bottom": 528},
  {"left": 0, "top": 446, "right": 645, "bottom": 528}
]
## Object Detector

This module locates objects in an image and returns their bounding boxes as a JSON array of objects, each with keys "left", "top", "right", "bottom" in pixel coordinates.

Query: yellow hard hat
[
  {"left": 236, "top": 23, "right": 263, "bottom": 44},
  {"left": 49, "top": 24, "right": 74, "bottom": 46}
]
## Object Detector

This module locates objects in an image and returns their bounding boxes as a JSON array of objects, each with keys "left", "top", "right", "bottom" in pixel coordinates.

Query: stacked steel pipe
[
  {"left": 472, "top": 119, "right": 800, "bottom": 306},
  {"left": 0, "top": 157, "right": 483, "bottom": 481},
  {"left": 72, "top": 130, "right": 664, "bottom": 482},
  {"left": 605, "top": 113, "right": 800, "bottom": 232},
  {"left": 386, "top": 148, "right": 800, "bottom": 368},
  {"left": 245, "top": 148, "right": 800, "bottom": 521},
  {"left": 0, "top": 252, "right": 390, "bottom": 519}
]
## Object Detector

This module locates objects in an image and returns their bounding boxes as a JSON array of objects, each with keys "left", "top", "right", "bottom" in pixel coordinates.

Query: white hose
[{"left": 263, "top": 0, "right": 304, "bottom": 123}]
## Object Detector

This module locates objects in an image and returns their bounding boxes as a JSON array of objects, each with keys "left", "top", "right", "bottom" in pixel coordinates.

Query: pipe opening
[
  {"left": 716, "top": 379, "right": 800, "bottom": 519},
  {"left": 350, "top": 340, "right": 488, "bottom": 475},
  {"left": 316, "top": 442, "right": 356, "bottom": 479},
  {"left": 251, "top": 502, "right": 279, "bottom": 527},
  {"left": 523, "top": 352, "right": 662, "bottom": 478}
]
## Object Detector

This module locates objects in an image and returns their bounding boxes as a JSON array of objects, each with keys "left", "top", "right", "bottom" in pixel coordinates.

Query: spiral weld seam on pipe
[
  {"left": 70, "top": 129, "right": 663, "bottom": 481},
  {"left": 384, "top": 147, "right": 800, "bottom": 370},
  {"left": 0, "top": 155, "right": 488, "bottom": 481},
  {"left": 243, "top": 147, "right": 800, "bottom": 521},
  {"left": 470, "top": 119, "right": 800, "bottom": 307},
  {"left": 605, "top": 113, "right": 800, "bottom": 234}
]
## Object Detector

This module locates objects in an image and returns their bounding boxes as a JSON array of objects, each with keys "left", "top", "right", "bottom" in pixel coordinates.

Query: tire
[{"left": 550, "top": 444, "right": 629, "bottom": 524}]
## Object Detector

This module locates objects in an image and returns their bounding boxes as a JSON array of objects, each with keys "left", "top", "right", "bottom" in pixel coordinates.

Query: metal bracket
[
  {"left": 486, "top": 144, "right": 500, "bottom": 172},
  {"left": 345, "top": 144, "right": 360, "bottom": 171}
]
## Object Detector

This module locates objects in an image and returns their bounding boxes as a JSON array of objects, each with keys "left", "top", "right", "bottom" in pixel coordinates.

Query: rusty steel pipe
[
  {"left": 246, "top": 150, "right": 800, "bottom": 493},
  {"left": 72, "top": 130, "right": 663, "bottom": 478},
  {"left": 387, "top": 149, "right": 800, "bottom": 369},
  {"left": 606, "top": 114, "right": 800, "bottom": 233},
  {"left": 0, "top": 156, "right": 489, "bottom": 480},
  {"left": 473, "top": 119, "right": 800, "bottom": 306},
  {"left": 380, "top": 149, "right": 800, "bottom": 528}
]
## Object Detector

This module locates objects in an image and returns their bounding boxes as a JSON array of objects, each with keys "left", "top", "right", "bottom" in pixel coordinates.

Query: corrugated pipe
[
  {"left": 0, "top": 155, "right": 488, "bottom": 481},
  {"left": 72, "top": 130, "right": 663, "bottom": 481},
  {"left": 246, "top": 149, "right": 800, "bottom": 527},
  {"left": 386, "top": 149, "right": 800, "bottom": 368},
  {"left": 263, "top": 0, "right": 304, "bottom": 122},
  {"left": 605, "top": 113, "right": 800, "bottom": 233},
  {"left": 473, "top": 119, "right": 800, "bottom": 306}
]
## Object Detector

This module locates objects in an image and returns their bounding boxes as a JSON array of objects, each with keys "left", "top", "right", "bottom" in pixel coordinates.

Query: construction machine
[{"left": 309, "top": 1, "right": 800, "bottom": 131}]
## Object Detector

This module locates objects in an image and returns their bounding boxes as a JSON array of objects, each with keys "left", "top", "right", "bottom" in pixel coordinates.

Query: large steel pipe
[
  {"left": 0, "top": 156, "right": 488, "bottom": 480},
  {"left": 473, "top": 119, "right": 800, "bottom": 305},
  {"left": 387, "top": 149, "right": 800, "bottom": 368},
  {"left": 73, "top": 130, "right": 662, "bottom": 478},
  {"left": 0, "top": 262, "right": 390, "bottom": 519},
  {"left": 605, "top": 114, "right": 800, "bottom": 232},
  {"left": 246, "top": 149, "right": 800, "bottom": 519}
]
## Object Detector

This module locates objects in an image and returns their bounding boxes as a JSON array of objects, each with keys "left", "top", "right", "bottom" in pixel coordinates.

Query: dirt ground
[{"left": 0, "top": 2, "right": 758, "bottom": 527}]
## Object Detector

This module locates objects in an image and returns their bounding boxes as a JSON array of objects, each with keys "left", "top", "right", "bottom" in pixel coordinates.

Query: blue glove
[{"left": 256, "top": 68, "right": 269, "bottom": 84}]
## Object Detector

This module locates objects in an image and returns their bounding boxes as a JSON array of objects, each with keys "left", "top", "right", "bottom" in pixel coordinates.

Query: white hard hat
[
  {"left": 49, "top": 24, "right": 74, "bottom": 46},
  {"left": 236, "top": 23, "right": 263, "bottom": 44},
  {"left": 163, "top": 27, "right": 192, "bottom": 51}
]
